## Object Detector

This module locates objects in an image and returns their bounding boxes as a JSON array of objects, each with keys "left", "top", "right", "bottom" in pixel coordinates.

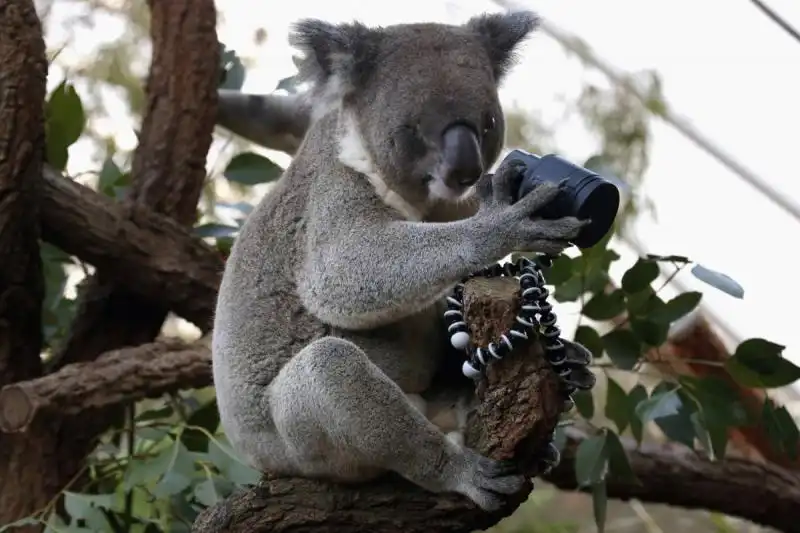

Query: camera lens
[{"left": 505, "top": 149, "right": 620, "bottom": 249}]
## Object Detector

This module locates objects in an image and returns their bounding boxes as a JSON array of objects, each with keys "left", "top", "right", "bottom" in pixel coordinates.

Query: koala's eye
[
  {"left": 482, "top": 114, "right": 496, "bottom": 136},
  {"left": 398, "top": 124, "right": 427, "bottom": 158}
]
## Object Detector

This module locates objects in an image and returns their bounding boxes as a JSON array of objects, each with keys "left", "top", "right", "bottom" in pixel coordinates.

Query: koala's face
[{"left": 290, "top": 12, "right": 539, "bottom": 212}]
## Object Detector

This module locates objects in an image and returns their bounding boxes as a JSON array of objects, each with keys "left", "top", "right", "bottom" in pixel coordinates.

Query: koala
[{"left": 212, "top": 11, "right": 595, "bottom": 512}]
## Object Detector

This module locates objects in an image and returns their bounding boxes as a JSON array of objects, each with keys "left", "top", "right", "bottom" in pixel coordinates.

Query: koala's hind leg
[{"left": 267, "top": 336, "right": 526, "bottom": 510}]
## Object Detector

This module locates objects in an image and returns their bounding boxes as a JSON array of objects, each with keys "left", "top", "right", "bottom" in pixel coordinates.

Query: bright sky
[{"left": 47, "top": 0, "right": 800, "bottom": 395}]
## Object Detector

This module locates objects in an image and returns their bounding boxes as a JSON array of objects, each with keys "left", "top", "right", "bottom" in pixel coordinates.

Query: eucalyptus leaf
[
  {"left": 627, "top": 385, "right": 648, "bottom": 443},
  {"left": 602, "top": 329, "right": 642, "bottom": 370},
  {"left": 761, "top": 401, "right": 800, "bottom": 460},
  {"left": 604, "top": 431, "right": 637, "bottom": 484},
  {"left": 574, "top": 325, "right": 603, "bottom": 360},
  {"left": 45, "top": 80, "right": 86, "bottom": 170},
  {"left": 582, "top": 290, "right": 626, "bottom": 321},
  {"left": 649, "top": 292, "right": 702, "bottom": 324},
  {"left": 725, "top": 338, "right": 798, "bottom": 388},
  {"left": 63, "top": 492, "right": 116, "bottom": 520},
  {"left": 605, "top": 378, "right": 629, "bottom": 432},
  {"left": 542, "top": 254, "right": 574, "bottom": 286},
  {"left": 630, "top": 318, "right": 669, "bottom": 346},
  {"left": 591, "top": 481, "right": 608, "bottom": 533},
  {"left": 644, "top": 253, "right": 690, "bottom": 264},
  {"left": 574, "top": 433, "right": 608, "bottom": 487},
  {"left": 192, "top": 223, "right": 240, "bottom": 239},
  {"left": 690, "top": 264, "right": 744, "bottom": 299},
  {"left": 224, "top": 152, "right": 283, "bottom": 185},
  {"left": 194, "top": 478, "right": 222, "bottom": 507},
  {"left": 621, "top": 258, "right": 659, "bottom": 293},
  {"left": 635, "top": 387, "right": 681, "bottom": 423},
  {"left": 573, "top": 389, "right": 595, "bottom": 419}
]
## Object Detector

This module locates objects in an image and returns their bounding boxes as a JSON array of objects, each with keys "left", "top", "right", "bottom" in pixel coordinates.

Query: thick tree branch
[
  {"left": 217, "top": 90, "right": 310, "bottom": 155},
  {"left": 0, "top": 1, "right": 53, "bottom": 527},
  {"left": 39, "top": 166, "right": 222, "bottom": 331},
  {"left": 545, "top": 427, "right": 800, "bottom": 533},
  {"left": 0, "top": 337, "right": 210, "bottom": 433},
  {"left": 0, "top": 0, "right": 46, "bottom": 386}
]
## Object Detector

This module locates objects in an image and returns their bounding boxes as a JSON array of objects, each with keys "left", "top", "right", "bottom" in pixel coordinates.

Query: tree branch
[
  {"left": 0, "top": 337, "right": 211, "bottom": 433},
  {"left": 217, "top": 90, "right": 310, "bottom": 155},
  {"left": 0, "top": 0, "right": 47, "bottom": 386},
  {"left": 0, "top": 1, "right": 54, "bottom": 527},
  {"left": 39, "top": 166, "right": 222, "bottom": 332},
  {"left": 545, "top": 427, "right": 800, "bottom": 533}
]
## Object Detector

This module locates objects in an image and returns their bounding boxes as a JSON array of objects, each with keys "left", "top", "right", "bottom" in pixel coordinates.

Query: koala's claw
[{"left": 461, "top": 451, "right": 527, "bottom": 511}]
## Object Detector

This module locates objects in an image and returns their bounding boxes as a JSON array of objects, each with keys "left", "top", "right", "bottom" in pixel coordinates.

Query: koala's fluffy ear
[
  {"left": 466, "top": 10, "right": 540, "bottom": 82},
  {"left": 289, "top": 19, "right": 381, "bottom": 102}
]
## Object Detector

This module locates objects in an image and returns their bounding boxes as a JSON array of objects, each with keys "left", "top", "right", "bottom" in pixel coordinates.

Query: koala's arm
[
  {"left": 217, "top": 90, "right": 311, "bottom": 154},
  {"left": 299, "top": 212, "right": 503, "bottom": 331}
]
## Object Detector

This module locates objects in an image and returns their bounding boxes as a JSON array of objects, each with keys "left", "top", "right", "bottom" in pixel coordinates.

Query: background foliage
[{"left": 6, "top": 1, "right": 799, "bottom": 532}]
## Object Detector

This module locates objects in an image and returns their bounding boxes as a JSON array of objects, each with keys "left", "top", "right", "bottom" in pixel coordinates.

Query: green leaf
[
  {"left": 644, "top": 253, "right": 690, "bottom": 264},
  {"left": 635, "top": 387, "right": 681, "bottom": 423},
  {"left": 224, "top": 152, "right": 283, "bottom": 185},
  {"left": 152, "top": 471, "right": 193, "bottom": 498},
  {"left": 652, "top": 389, "right": 697, "bottom": 449},
  {"left": 45, "top": 81, "right": 86, "bottom": 170},
  {"left": 582, "top": 290, "right": 626, "bottom": 321},
  {"left": 621, "top": 258, "right": 659, "bottom": 293},
  {"left": 649, "top": 292, "right": 702, "bottom": 324},
  {"left": 627, "top": 385, "right": 648, "bottom": 443},
  {"left": 573, "top": 389, "right": 594, "bottom": 419},
  {"left": 604, "top": 431, "right": 637, "bottom": 484},
  {"left": 630, "top": 318, "right": 669, "bottom": 346},
  {"left": 602, "top": 329, "right": 642, "bottom": 370},
  {"left": 194, "top": 478, "right": 223, "bottom": 507},
  {"left": 761, "top": 401, "right": 800, "bottom": 460},
  {"left": 135, "top": 405, "right": 174, "bottom": 422},
  {"left": 554, "top": 277, "right": 585, "bottom": 302},
  {"left": 725, "top": 338, "right": 799, "bottom": 388},
  {"left": 690, "top": 411, "right": 714, "bottom": 457},
  {"left": 605, "top": 378, "right": 629, "bottom": 433},
  {"left": 574, "top": 433, "right": 608, "bottom": 487},
  {"left": 542, "top": 254, "right": 574, "bottom": 286},
  {"left": 193, "top": 223, "right": 240, "bottom": 239},
  {"left": 208, "top": 436, "right": 262, "bottom": 486},
  {"left": 690, "top": 264, "right": 744, "bottom": 299},
  {"left": 63, "top": 492, "right": 116, "bottom": 520},
  {"left": 680, "top": 376, "right": 749, "bottom": 459},
  {"left": 591, "top": 481, "right": 608, "bottom": 533},
  {"left": 182, "top": 399, "right": 220, "bottom": 452},
  {"left": 97, "top": 157, "right": 127, "bottom": 197},
  {"left": 574, "top": 325, "right": 603, "bottom": 360}
]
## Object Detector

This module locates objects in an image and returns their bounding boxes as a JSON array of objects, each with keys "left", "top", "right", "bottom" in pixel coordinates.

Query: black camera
[{"left": 505, "top": 149, "right": 621, "bottom": 249}]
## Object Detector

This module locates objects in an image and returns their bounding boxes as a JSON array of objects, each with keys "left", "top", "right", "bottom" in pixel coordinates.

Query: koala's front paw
[
  {"left": 455, "top": 448, "right": 527, "bottom": 511},
  {"left": 475, "top": 161, "right": 590, "bottom": 256}
]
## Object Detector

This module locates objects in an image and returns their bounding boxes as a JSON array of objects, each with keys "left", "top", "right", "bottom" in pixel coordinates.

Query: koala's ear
[
  {"left": 289, "top": 19, "right": 381, "bottom": 100},
  {"left": 466, "top": 10, "right": 540, "bottom": 82}
]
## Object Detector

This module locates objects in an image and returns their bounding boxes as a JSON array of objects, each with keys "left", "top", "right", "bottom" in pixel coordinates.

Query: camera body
[{"left": 505, "top": 149, "right": 621, "bottom": 249}]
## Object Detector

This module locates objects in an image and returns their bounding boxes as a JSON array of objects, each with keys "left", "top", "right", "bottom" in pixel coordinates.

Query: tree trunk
[{"left": 0, "top": 0, "right": 50, "bottom": 527}]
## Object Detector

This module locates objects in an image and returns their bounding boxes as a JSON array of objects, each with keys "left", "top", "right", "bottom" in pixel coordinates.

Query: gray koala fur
[{"left": 212, "top": 10, "right": 594, "bottom": 511}]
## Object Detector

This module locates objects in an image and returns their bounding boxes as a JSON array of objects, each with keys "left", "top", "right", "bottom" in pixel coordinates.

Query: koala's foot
[
  {"left": 452, "top": 448, "right": 527, "bottom": 512},
  {"left": 268, "top": 336, "right": 526, "bottom": 511}
]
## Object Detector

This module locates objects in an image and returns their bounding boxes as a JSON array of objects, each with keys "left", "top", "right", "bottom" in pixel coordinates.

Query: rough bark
[
  {"left": 193, "top": 277, "right": 564, "bottom": 533},
  {"left": 0, "top": 337, "right": 211, "bottom": 433},
  {"left": 45, "top": 0, "right": 220, "bottom": 515},
  {"left": 39, "top": 165, "right": 222, "bottom": 331},
  {"left": 0, "top": 0, "right": 51, "bottom": 526}
]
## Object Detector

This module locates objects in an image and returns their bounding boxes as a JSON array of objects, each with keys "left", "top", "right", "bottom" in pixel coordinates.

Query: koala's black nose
[{"left": 440, "top": 123, "right": 483, "bottom": 188}]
